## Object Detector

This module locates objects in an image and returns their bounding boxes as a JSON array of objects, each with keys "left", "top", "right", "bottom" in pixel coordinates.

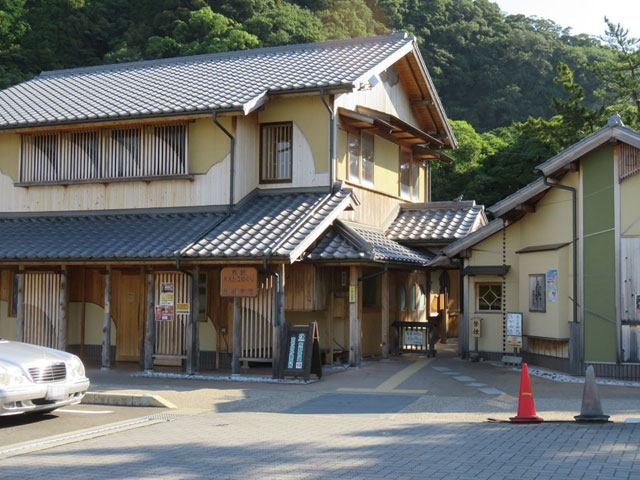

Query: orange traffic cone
[{"left": 510, "top": 363, "right": 543, "bottom": 423}]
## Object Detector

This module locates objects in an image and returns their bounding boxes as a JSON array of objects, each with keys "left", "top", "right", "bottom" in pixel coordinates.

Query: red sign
[{"left": 220, "top": 267, "right": 258, "bottom": 297}]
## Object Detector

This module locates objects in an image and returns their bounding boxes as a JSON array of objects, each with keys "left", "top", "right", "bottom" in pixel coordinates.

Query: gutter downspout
[
  {"left": 213, "top": 111, "right": 235, "bottom": 209},
  {"left": 541, "top": 173, "right": 581, "bottom": 375},
  {"left": 320, "top": 89, "right": 335, "bottom": 190}
]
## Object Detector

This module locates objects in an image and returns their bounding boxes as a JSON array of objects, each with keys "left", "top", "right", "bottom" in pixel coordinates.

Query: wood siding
[{"left": 24, "top": 272, "right": 61, "bottom": 348}]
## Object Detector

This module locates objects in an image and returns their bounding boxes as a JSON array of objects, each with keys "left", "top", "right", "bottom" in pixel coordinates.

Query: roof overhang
[{"left": 338, "top": 106, "right": 450, "bottom": 162}]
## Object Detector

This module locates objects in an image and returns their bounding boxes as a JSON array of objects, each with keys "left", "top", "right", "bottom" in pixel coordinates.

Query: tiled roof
[
  {"left": 306, "top": 221, "right": 433, "bottom": 265},
  {"left": 0, "top": 188, "right": 353, "bottom": 262},
  {"left": 0, "top": 34, "right": 414, "bottom": 129},
  {"left": 0, "top": 211, "right": 223, "bottom": 260},
  {"left": 182, "top": 189, "right": 353, "bottom": 261},
  {"left": 386, "top": 201, "right": 486, "bottom": 243}
]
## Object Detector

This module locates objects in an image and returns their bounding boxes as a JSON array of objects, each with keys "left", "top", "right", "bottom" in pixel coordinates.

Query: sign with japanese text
[
  {"left": 547, "top": 269, "right": 559, "bottom": 303},
  {"left": 155, "top": 305, "right": 174, "bottom": 322},
  {"left": 506, "top": 312, "right": 523, "bottom": 348},
  {"left": 220, "top": 267, "right": 258, "bottom": 297},
  {"left": 471, "top": 318, "right": 481, "bottom": 338},
  {"left": 176, "top": 303, "right": 190, "bottom": 315},
  {"left": 160, "top": 283, "right": 175, "bottom": 306}
]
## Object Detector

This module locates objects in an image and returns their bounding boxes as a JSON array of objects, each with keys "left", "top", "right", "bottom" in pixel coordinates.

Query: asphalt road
[{"left": 0, "top": 404, "right": 165, "bottom": 448}]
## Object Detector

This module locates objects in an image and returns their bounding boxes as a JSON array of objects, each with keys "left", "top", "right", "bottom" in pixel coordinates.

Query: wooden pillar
[
  {"left": 144, "top": 273, "right": 155, "bottom": 371},
  {"left": 16, "top": 270, "right": 25, "bottom": 343},
  {"left": 57, "top": 266, "right": 67, "bottom": 351},
  {"left": 325, "top": 292, "right": 334, "bottom": 365},
  {"left": 193, "top": 267, "right": 200, "bottom": 374},
  {"left": 272, "top": 264, "right": 285, "bottom": 378},
  {"left": 102, "top": 267, "right": 112, "bottom": 370},
  {"left": 232, "top": 297, "right": 242, "bottom": 374},
  {"left": 349, "top": 266, "right": 361, "bottom": 367},
  {"left": 80, "top": 268, "right": 86, "bottom": 359},
  {"left": 186, "top": 269, "right": 198, "bottom": 375},
  {"left": 381, "top": 270, "right": 390, "bottom": 359}
]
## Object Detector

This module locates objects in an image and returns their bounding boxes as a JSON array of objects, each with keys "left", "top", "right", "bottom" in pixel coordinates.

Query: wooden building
[
  {"left": 439, "top": 115, "right": 640, "bottom": 379},
  {"left": 0, "top": 34, "right": 484, "bottom": 376}
]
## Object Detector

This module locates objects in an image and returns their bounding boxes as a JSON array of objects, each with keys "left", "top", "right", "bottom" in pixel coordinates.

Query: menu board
[{"left": 280, "top": 322, "right": 322, "bottom": 380}]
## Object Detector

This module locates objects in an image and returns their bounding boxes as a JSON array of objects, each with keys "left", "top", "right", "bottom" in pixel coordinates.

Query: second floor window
[
  {"left": 260, "top": 122, "right": 292, "bottom": 183},
  {"left": 399, "top": 149, "right": 420, "bottom": 201},
  {"left": 348, "top": 132, "right": 374, "bottom": 186},
  {"left": 19, "top": 122, "right": 188, "bottom": 184}
]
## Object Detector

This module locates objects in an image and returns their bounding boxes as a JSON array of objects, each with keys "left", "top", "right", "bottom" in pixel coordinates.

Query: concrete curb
[{"left": 82, "top": 392, "right": 177, "bottom": 409}]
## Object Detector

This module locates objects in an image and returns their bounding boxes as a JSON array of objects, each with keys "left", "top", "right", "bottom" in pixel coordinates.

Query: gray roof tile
[
  {"left": 306, "top": 221, "right": 433, "bottom": 265},
  {"left": 0, "top": 34, "right": 413, "bottom": 129},
  {"left": 0, "top": 212, "right": 222, "bottom": 260},
  {"left": 386, "top": 201, "right": 486, "bottom": 243}
]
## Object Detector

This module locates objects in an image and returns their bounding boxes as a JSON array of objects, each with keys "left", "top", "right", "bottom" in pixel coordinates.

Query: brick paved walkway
[{"left": 1, "top": 409, "right": 639, "bottom": 480}]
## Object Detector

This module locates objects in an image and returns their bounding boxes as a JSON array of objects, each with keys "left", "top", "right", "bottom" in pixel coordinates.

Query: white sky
[{"left": 493, "top": 0, "right": 640, "bottom": 39}]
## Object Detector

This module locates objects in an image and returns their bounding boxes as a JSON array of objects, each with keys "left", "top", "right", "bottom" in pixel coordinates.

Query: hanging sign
[
  {"left": 506, "top": 312, "right": 523, "bottom": 348},
  {"left": 471, "top": 318, "right": 482, "bottom": 338},
  {"left": 220, "top": 267, "right": 258, "bottom": 297},
  {"left": 546, "top": 269, "right": 559, "bottom": 303}
]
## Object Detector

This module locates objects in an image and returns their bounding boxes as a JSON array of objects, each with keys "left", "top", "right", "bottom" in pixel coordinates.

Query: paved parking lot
[{"left": 1, "top": 345, "right": 639, "bottom": 479}]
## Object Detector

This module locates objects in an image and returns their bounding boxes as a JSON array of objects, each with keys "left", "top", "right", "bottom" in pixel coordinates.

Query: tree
[{"left": 592, "top": 19, "right": 640, "bottom": 124}]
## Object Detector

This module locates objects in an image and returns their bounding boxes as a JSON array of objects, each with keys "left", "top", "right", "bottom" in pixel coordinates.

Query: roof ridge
[{"left": 39, "top": 33, "right": 410, "bottom": 78}]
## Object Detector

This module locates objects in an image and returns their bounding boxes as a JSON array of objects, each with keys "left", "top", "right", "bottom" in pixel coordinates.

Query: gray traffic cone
[{"left": 574, "top": 365, "right": 610, "bottom": 422}]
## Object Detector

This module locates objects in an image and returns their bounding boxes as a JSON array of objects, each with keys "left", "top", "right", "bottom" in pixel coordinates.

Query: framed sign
[
  {"left": 220, "top": 267, "right": 258, "bottom": 297},
  {"left": 506, "top": 312, "right": 523, "bottom": 348},
  {"left": 280, "top": 322, "right": 322, "bottom": 380},
  {"left": 529, "top": 274, "right": 546, "bottom": 312},
  {"left": 403, "top": 329, "right": 426, "bottom": 347}
]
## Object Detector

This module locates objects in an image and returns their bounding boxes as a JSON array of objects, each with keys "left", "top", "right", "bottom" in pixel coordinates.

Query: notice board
[{"left": 280, "top": 322, "right": 322, "bottom": 380}]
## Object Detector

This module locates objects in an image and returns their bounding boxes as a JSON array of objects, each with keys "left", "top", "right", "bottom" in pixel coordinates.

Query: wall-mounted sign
[
  {"left": 506, "top": 312, "right": 523, "bottom": 348},
  {"left": 220, "top": 267, "right": 258, "bottom": 297},
  {"left": 546, "top": 269, "right": 558, "bottom": 303},
  {"left": 471, "top": 317, "right": 482, "bottom": 338},
  {"left": 349, "top": 285, "right": 356, "bottom": 303},
  {"left": 176, "top": 303, "right": 190, "bottom": 315},
  {"left": 155, "top": 305, "right": 174, "bottom": 322},
  {"left": 160, "top": 283, "right": 175, "bottom": 306}
]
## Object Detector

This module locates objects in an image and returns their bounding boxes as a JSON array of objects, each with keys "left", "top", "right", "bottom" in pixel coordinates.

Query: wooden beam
[
  {"left": 325, "top": 291, "right": 334, "bottom": 365},
  {"left": 80, "top": 268, "right": 86, "bottom": 360},
  {"left": 186, "top": 269, "right": 197, "bottom": 375},
  {"left": 57, "top": 266, "right": 67, "bottom": 351},
  {"left": 232, "top": 297, "right": 242, "bottom": 374},
  {"left": 273, "top": 264, "right": 285, "bottom": 378},
  {"left": 102, "top": 266, "right": 111, "bottom": 370},
  {"left": 193, "top": 267, "right": 200, "bottom": 373},
  {"left": 410, "top": 99, "right": 434, "bottom": 106},
  {"left": 16, "top": 270, "right": 25, "bottom": 343},
  {"left": 381, "top": 270, "right": 390, "bottom": 359},
  {"left": 144, "top": 273, "right": 155, "bottom": 371},
  {"left": 348, "top": 266, "right": 361, "bottom": 367},
  {"left": 516, "top": 203, "right": 536, "bottom": 213}
]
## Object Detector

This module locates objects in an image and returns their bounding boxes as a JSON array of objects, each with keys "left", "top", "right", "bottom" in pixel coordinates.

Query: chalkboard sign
[{"left": 280, "top": 322, "right": 322, "bottom": 380}]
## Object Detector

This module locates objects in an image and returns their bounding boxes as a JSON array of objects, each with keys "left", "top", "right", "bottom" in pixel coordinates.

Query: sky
[{"left": 493, "top": 0, "right": 640, "bottom": 39}]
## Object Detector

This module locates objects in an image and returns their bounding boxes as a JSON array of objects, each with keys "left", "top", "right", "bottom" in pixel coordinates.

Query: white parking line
[
  {"left": 478, "top": 388, "right": 504, "bottom": 395},
  {"left": 452, "top": 376, "right": 475, "bottom": 382},
  {"left": 467, "top": 383, "right": 485, "bottom": 387},
  {"left": 56, "top": 409, "right": 113, "bottom": 414}
]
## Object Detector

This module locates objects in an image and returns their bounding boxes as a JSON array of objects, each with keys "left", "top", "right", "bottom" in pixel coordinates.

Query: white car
[{"left": 0, "top": 339, "right": 90, "bottom": 416}]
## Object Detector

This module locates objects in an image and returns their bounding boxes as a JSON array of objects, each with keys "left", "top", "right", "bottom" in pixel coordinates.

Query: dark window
[
  {"left": 260, "top": 123, "right": 292, "bottom": 183},
  {"left": 477, "top": 283, "right": 502, "bottom": 312},
  {"left": 362, "top": 275, "right": 380, "bottom": 307}
]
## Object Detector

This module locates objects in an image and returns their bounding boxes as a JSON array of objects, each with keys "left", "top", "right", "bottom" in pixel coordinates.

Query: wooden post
[
  {"left": 102, "top": 267, "right": 112, "bottom": 370},
  {"left": 16, "top": 270, "right": 25, "bottom": 343},
  {"left": 57, "top": 266, "right": 67, "bottom": 351},
  {"left": 186, "top": 270, "right": 197, "bottom": 375},
  {"left": 325, "top": 292, "right": 334, "bottom": 365},
  {"left": 80, "top": 268, "right": 86, "bottom": 359},
  {"left": 193, "top": 267, "right": 200, "bottom": 374},
  {"left": 144, "top": 273, "right": 155, "bottom": 371},
  {"left": 232, "top": 296, "right": 242, "bottom": 374},
  {"left": 272, "top": 264, "right": 285, "bottom": 378},
  {"left": 349, "top": 266, "right": 361, "bottom": 367},
  {"left": 381, "top": 270, "right": 390, "bottom": 359}
]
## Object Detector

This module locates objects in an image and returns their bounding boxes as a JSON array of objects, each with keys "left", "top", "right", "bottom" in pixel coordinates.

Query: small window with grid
[
  {"left": 477, "top": 283, "right": 503, "bottom": 312},
  {"left": 260, "top": 122, "right": 292, "bottom": 183}
]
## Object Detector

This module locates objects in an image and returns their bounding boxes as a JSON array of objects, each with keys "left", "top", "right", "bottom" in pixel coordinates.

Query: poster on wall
[
  {"left": 506, "top": 312, "right": 523, "bottom": 348},
  {"left": 155, "top": 305, "right": 175, "bottom": 322},
  {"left": 160, "top": 283, "right": 175, "bottom": 306},
  {"left": 546, "top": 269, "right": 559, "bottom": 303}
]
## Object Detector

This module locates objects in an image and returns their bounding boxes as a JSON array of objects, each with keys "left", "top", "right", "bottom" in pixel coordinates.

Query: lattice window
[
  {"left": 477, "top": 283, "right": 503, "bottom": 312},
  {"left": 19, "top": 122, "right": 188, "bottom": 184},
  {"left": 619, "top": 143, "right": 640, "bottom": 182},
  {"left": 260, "top": 122, "right": 292, "bottom": 183}
]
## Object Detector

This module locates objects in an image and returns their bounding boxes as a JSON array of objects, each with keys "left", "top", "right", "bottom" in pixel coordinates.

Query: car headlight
[
  {"left": 0, "top": 365, "right": 29, "bottom": 386},
  {"left": 68, "top": 356, "right": 85, "bottom": 378}
]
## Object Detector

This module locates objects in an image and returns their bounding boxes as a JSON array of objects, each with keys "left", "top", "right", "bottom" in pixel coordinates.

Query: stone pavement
[{"left": 2, "top": 345, "right": 640, "bottom": 479}]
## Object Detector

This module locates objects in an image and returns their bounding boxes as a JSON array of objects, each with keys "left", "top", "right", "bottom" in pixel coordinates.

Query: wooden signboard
[
  {"left": 220, "top": 267, "right": 258, "bottom": 297},
  {"left": 280, "top": 322, "right": 322, "bottom": 380}
]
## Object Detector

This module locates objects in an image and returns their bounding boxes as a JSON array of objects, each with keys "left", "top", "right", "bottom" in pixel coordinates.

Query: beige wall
[
  {"left": 465, "top": 171, "right": 579, "bottom": 353},
  {"left": 0, "top": 300, "right": 17, "bottom": 340}
]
